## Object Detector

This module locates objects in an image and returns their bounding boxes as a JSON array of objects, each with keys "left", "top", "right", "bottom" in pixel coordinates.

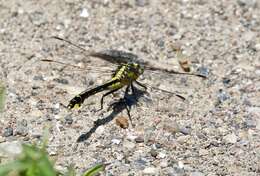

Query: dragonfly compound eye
[
  {"left": 67, "top": 95, "right": 83, "bottom": 109},
  {"left": 130, "top": 63, "right": 144, "bottom": 75}
]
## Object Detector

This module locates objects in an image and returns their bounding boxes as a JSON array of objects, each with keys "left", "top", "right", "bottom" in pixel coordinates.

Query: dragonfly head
[
  {"left": 131, "top": 62, "right": 144, "bottom": 76},
  {"left": 67, "top": 95, "right": 83, "bottom": 109}
]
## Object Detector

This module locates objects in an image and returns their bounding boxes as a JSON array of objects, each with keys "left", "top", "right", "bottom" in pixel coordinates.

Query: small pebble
[
  {"left": 217, "top": 89, "right": 230, "bottom": 103},
  {"left": 30, "top": 11, "right": 47, "bottom": 26},
  {"left": 199, "top": 149, "right": 209, "bottom": 156},
  {"left": 80, "top": 8, "right": 89, "bottom": 18},
  {"left": 123, "top": 140, "right": 135, "bottom": 149},
  {"left": 163, "top": 120, "right": 180, "bottom": 134},
  {"left": 53, "top": 78, "right": 69, "bottom": 84},
  {"left": 134, "top": 158, "right": 147, "bottom": 170},
  {"left": 197, "top": 66, "right": 209, "bottom": 77},
  {"left": 222, "top": 78, "right": 231, "bottom": 86},
  {"left": 64, "top": 114, "right": 73, "bottom": 125},
  {"left": 178, "top": 161, "right": 184, "bottom": 169},
  {"left": 142, "top": 167, "right": 159, "bottom": 175},
  {"left": 135, "top": 136, "right": 144, "bottom": 143},
  {"left": 237, "top": 0, "right": 257, "bottom": 7},
  {"left": 126, "top": 134, "right": 138, "bottom": 141},
  {"left": 177, "top": 135, "right": 190, "bottom": 144},
  {"left": 242, "top": 31, "right": 256, "bottom": 41},
  {"left": 115, "top": 116, "right": 129, "bottom": 129},
  {"left": 223, "top": 133, "right": 237, "bottom": 144},
  {"left": 255, "top": 43, "right": 260, "bottom": 51},
  {"left": 16, "top": 119, "right": 28, "bottom": 136},
  {"left": 156, "top": 39, "right": 165, "bottom": 48},
  {"left": 160, "top": 160, "right": 168, "bottom": 168},
  {"left": 135, "top": 0, "right": 148, "bottom": 7},
  {"left": 31, "top": 131, "right": 42, "bottom": 139},
  {"left": 190, "top": 171, "right": 205, "bottom": 176},
  {"left": 244, "top": 118, "right": 256, "bottom": 128},
  {"left": 96, "top": 126, "right": 105, "bottom": 135},
  {"left": 150, "top": 149, "right": 158, "bottom": 157},
  {"left": 179, "top": 127, "right": 191, "bottom": 135},
  {"left": 153, "top": 143, "right": 162, "bottom": 149},
  {"left": 158, "top": 152, "right": 167, "bottom": 159},
  {"left": 111, "top": 138, "right": 121, "bottom": 145},
  {"left": 36, "top": 100, "right": 46, "bottom": 110},
  {"left": 33, "top": 75, "right": 44, "bottom": 81},
  {"left": 144, "top": 126, "right": 156, "bottom": 143},
  {"left": 3, "top": 127, "right": 13, "bottom": 137}
]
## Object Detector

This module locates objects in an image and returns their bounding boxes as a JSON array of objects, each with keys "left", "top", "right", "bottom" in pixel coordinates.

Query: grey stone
[
  {"left": 197, "top": 66, "right": 210, "bottom": 77},
  {"left": 237, "top": 0, "right": 257, "bottom": 7},
  {"left": 134, "top": 158, "right": 148, "bottom": 170},
  {"left": 135, "top": 0, "right": 148, "bottom": 7},
  {"left": 223, "top": 133, "right": 238, "bottom": 144},
  {"left": 244, "top": 118, "right": 256, "bottom": 128},
  {"left": 150, "top": 148, "right": 158, "bottom": 157},
  {"left": 135, "top": 136, "right": 144, "bottom": 143},
  {"left": 64, "top": 114, "right": 73, "bottom": 124},
  {"left": 53, "top": 78, "right": 69, "bottom": 84},
  {"left": 3, "top": 127, "right": 13, "bottom": 137},
  {"left": 190, "top": 171, "right": 205, "bottom": 176},
  {"left": 142, "top": 167, "right": 159, "bottom": 175},
  {"left": 217, "top": 89, "right": 230, "bottom": 103},
  {"left": 179, "top": 127, "right": 191, "bottom": 135},
  {"left": 123, "top": 140, "right": 135, "bottom": 150},
  {"left": 177, "top": 135, "right": 190, "bottom": 144},
  {"left": 33, "top": 75, "right": 44, "bottom": 81},
  {"left": 0, "top": 141, "right": 22, "bottom": 156},
  {"left": 16, "top": 119, "right": 28, "bottom": 136}
]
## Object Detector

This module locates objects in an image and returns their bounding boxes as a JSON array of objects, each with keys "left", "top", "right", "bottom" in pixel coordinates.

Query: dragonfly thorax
[{"left": 111, "top": 62, "right": 144, "bottom": 87}]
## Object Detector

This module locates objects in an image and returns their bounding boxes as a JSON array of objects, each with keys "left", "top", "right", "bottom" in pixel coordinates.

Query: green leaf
[
  {"left": 0, "top": 143, "right": 57, "bottom": 176},
  {"left": 83, "top": 163, "right": 107, "bottom": 176}
]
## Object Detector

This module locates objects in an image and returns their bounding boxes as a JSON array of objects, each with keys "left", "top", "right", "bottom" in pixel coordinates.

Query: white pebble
[
  {"left": 80, "top": 8, "right": 89, "bottom": 18},
  {"left": 111, "top": 138, "right": 121, "bottom": 145},
  {"left": 255, "top": 43, "right": 260, "bottom": 51},
  {"left": 143, "top": 167, "right": 159, "bottom": 174},
  {"left": 96, "top": 126, "right": 105, "bottom": 135},
  {"left": 158, "top": 152, "right": 167, "bottom": 159},
  {"left": 223, "top": 133, "right": 237, "bottom": 144}
]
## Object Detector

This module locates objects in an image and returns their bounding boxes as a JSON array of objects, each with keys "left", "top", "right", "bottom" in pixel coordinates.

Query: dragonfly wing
[{"left": 89, "top": 50, "right": 141, "bottom": 65}]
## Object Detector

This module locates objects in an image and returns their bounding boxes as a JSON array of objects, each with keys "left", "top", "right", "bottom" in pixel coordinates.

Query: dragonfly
[{"left": 43, "top": 36, "right": 206, "bottom": 116}]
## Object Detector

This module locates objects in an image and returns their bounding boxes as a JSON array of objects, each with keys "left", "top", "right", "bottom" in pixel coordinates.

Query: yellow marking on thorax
[{"left": 109, "top": 63, "right": 141, "bottom": 90}]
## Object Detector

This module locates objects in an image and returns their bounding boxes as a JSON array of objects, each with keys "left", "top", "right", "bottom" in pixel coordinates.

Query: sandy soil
[{"left": 0, "top": 0, "right": 260, "bottom": 175}]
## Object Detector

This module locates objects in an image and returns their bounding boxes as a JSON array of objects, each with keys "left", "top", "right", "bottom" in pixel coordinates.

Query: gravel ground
[{"left": 0, "top": 0, "right": 260, "bottom": 175}]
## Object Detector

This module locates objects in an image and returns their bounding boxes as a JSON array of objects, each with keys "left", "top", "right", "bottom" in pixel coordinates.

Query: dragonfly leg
[
  {"left": 130, "top": 83, "right": 135, "bottom": 94},
  {"left": 123, "top": 86, "right": 133, "bottom": 126},
  {"left": 98, "top": 88, "right": 120, "bottom": 111},
  {"left": 124, "top": 85, "right": 130, "bottom": 96},
  {"left": 130, "top": 83, "right": 138, "bottom": 102},
  {"left": 124, "top": 100, "right": 132, "bottom": 126},
  {"left": 135, "top": 81, "right": 147, "bottom": 90}
]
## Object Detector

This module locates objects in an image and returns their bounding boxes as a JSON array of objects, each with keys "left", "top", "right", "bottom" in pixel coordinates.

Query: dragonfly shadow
[{"left": 76, "top": 87, "right": 146, "bottom": 142}]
